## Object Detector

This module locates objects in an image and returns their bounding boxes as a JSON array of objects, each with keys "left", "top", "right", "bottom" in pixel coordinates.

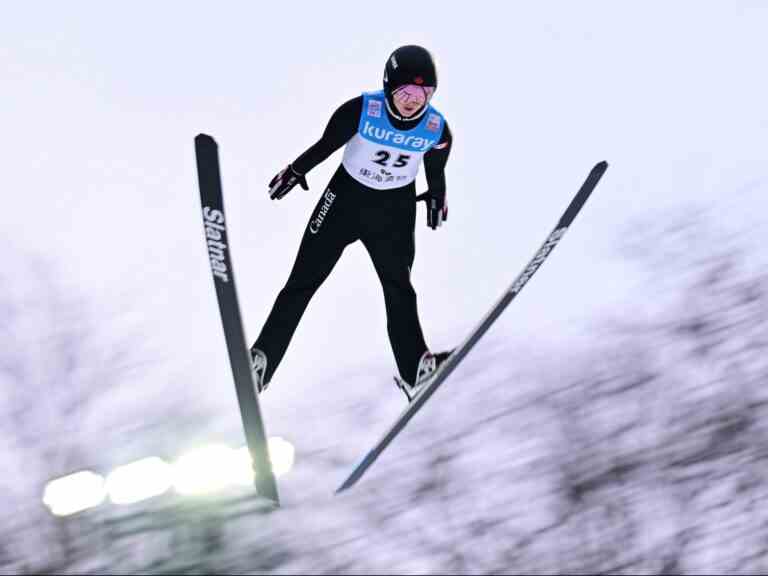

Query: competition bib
[{"left": 342, "top": 91, "right": 444, "bottom": 190}]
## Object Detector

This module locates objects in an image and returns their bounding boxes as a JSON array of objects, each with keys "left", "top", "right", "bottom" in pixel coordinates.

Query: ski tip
[
  {"left": 594, "top": 160, "right": 609, "bottom": 172},
  {"left": 195, "top": 133, "right": 217, "bottom": 147}
]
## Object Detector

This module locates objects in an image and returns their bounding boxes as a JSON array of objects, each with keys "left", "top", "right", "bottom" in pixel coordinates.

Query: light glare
[
  {"left": 173, "top": 444, "right": 237, "bottom": 495},
  {"left": 268, "top": 436, "right": 295, "bottom": 478},
  {"left": 43, "top": 471, "right": 106, "bottom": 517},
  {"left": 106, "top": 457, "right": 172, "bottom": 505}
]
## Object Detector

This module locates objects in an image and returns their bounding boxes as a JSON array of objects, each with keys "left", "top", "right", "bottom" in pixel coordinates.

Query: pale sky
[{"left": 2, "top": 1, "right": 767, "bottom": 431}]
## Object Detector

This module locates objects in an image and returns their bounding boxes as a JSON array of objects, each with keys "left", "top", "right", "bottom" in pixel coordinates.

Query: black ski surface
[{"left": 195, "top": 133, "right": 280, "bottom": 505}]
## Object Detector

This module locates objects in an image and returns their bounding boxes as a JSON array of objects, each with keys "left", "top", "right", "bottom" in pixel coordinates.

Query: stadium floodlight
[
  {"left": 268, "top": 436, "right": 295, "bottom": 478},
  {"left": 232, "top": 446, "right": 257, "bottom": 486},
  {"left": 105, "top": 457, "right": 173, "bottom": 505},
  {"left": 173, "top": 444, "right": 238, "bottom": 495},
  {"left": 42, "top": 471, "right": 106, "bottom": 517}
]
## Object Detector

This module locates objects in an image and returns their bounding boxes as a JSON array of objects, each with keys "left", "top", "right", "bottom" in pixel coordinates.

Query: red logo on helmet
[{"left": 414, "top": 76, "right": 424, "bottom": 85}]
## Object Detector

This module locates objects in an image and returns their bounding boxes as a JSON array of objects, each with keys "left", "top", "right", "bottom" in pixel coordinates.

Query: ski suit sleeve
[
  {"left": 423, "top": 121, "right": 452, "bottom": 195},
  {"left": 291, "top": 96, "right": 362, "bottom": 175}
]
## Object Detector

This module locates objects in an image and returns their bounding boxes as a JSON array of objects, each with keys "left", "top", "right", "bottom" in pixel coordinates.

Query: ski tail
[{"left": 558, "top": 161, "right": 608, "bottom": 228}]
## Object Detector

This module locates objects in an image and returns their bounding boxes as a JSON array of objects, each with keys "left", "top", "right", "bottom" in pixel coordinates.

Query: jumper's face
[{"left": 392, "top": 84, "right": 435, "bottom": 117}]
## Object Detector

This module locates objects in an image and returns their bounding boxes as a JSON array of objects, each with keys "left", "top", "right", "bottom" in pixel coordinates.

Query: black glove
[
  {"left": 415, "top": 190, "right": 448, "bottom": 229},
  {"left": 268, "top": 164, "right": 309, "bottom": 200}
]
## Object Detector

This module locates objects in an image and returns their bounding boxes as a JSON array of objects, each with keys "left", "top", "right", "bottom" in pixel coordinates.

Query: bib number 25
[{"left": 373, "top": 151, "right": 411, "bottom": 168}]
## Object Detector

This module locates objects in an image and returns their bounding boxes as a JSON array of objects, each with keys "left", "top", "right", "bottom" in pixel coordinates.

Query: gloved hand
[
  {"left": 268, "top": 164, "right": 309, "bottom": 200},
  {"left": 415, "top": 189, "right": 448, "bottom": 229}
]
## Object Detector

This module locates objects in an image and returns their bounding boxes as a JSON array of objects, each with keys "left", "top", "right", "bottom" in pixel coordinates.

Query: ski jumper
[{"left": 253, "top": 91, "right": 452, "bottom": 385}]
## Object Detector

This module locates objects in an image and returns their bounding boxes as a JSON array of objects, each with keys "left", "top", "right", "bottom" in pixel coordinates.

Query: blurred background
[{"left": 2, "top": 1, "right": 767, "bottom": 573}]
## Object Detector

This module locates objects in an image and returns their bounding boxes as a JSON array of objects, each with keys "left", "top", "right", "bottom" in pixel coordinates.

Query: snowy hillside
[
  {"left": 4, "top": 213, "right": 768, "bottom": 574},
  {"left": 51, "top": 298, "right": 768, "bottom": 575}
]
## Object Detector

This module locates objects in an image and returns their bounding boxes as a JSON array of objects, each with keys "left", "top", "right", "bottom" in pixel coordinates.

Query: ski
[
  {"left": 337, "top": 161, "right": 609, "bottom": 493},
  {"left": 195, "top": 133, "right": 280, "bottom": 505}
]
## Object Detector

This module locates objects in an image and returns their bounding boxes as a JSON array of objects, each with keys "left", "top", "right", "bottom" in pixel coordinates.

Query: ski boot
[
  {"left": 395, "top": 350, "right": 452, "bottom": 402},
  {"left": 249, "top": 346, "right": 269, "bottom": 393}
]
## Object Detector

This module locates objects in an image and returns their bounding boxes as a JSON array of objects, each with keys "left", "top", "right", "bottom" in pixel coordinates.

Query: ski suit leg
[
  {"left": 254, "top": 182, "right": 355, "bottom": 383},
  {"left": 361, "top": 188, "right": 428, "bottom": 385}
]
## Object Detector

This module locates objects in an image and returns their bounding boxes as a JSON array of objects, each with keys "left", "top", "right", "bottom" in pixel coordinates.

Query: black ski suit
[{"left": 253, "top": 95, "right": 452, "bottom": 385}]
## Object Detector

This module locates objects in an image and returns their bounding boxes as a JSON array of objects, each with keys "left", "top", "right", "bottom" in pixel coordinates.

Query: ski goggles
[{"left": 392, "top": 84, "right": 435, "bottom": 108}]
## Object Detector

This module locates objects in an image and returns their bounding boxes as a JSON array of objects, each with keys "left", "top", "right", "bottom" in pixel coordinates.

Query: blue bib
[{"left": 342, "top": 90, "right": 445, "bottom": 190}]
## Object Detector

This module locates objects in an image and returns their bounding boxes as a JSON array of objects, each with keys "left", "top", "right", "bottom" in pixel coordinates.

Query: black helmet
[{"left": 383, "top": 45, "right": 438, "bottom": 96}]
